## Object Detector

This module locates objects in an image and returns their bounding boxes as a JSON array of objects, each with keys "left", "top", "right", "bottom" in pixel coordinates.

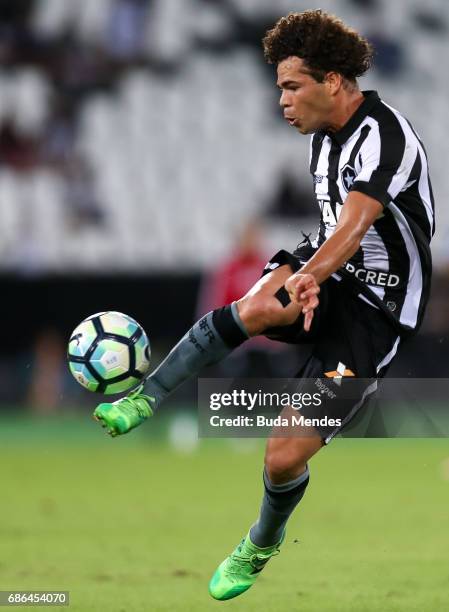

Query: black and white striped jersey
[{"left": 301, "top": 90, "right": 434, "bottom": 332}]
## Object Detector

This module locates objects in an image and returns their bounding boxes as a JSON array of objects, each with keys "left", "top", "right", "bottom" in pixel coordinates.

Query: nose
[{"left": 279, "top": 89, "right": 290, "bottom": 108}]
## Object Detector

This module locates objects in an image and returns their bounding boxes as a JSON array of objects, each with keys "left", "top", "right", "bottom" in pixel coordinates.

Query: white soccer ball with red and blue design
[{"left": 68, "top": 311, "right": 150, "bottom": 394}]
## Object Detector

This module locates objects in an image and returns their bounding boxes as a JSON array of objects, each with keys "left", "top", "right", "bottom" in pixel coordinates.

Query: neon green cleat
[
  {"left": 93, "top": 385, "right": 155, "bottom": 437},
  {"left": 208, "top": 531, "right": 285, "bottom": 601}
]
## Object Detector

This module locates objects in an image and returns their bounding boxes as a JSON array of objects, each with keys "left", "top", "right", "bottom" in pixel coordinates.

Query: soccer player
[{"left": 94, "top": 10, "right": 434, "bottom": 601}]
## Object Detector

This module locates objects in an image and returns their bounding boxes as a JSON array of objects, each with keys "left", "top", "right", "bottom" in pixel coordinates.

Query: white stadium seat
[
  {"left": 31, "top": 0, "right": 76, "bottom": 37},
  {"left": 12, "top": 69, "right": 50, "bottom": 136}
]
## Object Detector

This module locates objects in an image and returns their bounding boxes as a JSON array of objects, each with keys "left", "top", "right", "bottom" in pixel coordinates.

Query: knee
[
  {"left": 237, "top": 295, "right": 284, "bottom": 336},
  {"left": 264, "top": 447, "right": 308, "bottom": 484}
]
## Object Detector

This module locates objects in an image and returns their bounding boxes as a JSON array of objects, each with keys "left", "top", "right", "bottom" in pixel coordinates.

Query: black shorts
[{"left": 261, "top": 250, "right": 403, "bottom": 443}]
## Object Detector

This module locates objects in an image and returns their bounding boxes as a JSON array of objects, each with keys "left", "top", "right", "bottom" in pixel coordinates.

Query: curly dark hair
[{"left": 263, "top": 10, "right": 373, "bottom": 82}]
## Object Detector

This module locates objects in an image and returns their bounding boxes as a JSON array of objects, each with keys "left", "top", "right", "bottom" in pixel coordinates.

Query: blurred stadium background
[{"left": 1, "top": 1, "right": 449, "bottom": 611}]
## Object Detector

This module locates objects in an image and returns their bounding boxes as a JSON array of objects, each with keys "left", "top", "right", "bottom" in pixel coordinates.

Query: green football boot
[
  {"left": 93, "top": 385, "right": 155, "bottom": 437},
  {"left": 208, "top": 531, "right": 285, "bottom": 601}
]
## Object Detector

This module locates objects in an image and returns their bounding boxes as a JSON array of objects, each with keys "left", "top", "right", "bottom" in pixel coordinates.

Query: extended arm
[{"left": 285, "top": 191, "right": 383, "bottom": 330}]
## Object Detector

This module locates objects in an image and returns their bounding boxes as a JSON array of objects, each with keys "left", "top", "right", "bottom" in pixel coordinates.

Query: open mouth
[{"left": 285, "top": 117, "right": 298, "bottom": 127}]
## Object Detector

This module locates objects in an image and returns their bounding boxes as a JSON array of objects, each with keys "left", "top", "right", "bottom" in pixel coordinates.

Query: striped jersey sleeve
[{"left": 350, "top": 111, "right": 417, "bottom": 207}]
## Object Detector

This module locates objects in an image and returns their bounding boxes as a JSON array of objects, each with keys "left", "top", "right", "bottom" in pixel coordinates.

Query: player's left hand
[{"left": 284, "top": 272, "right": 320, "bottom": 332}]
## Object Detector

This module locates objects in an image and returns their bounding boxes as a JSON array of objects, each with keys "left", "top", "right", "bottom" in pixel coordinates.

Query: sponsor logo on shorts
[
  {"left": 325, "top": 362, "right": 355, "bottom": 386},
  {"left": 314, "top": 378, "right": 337, "bottom": 399}
]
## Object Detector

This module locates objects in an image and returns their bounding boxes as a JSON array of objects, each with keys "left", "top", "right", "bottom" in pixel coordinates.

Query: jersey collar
[{"left": 324, "top": 90, "right": 380, "bottom": 146}]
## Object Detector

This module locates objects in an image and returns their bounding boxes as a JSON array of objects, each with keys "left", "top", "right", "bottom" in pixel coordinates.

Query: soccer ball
[{"left": 67, "top": 311, "right": 151, "bottom": 394}]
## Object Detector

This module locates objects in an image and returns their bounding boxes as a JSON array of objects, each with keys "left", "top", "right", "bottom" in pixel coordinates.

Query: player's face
[{"left": 277, "top": 56, "right": 334, "bottom": 135}]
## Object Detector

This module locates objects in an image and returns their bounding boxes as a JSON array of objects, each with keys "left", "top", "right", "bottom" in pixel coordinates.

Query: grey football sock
[
  {"left": 250, "top": 466, "right": 310, "bottom": 548},
  {"left": 143, "top": 304, "right": 249, "bottom": 408}
]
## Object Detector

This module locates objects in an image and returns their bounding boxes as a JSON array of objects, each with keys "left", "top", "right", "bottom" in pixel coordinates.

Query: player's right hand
[{"left": 284, "top": 272, "right": 320, "bottom": 332}]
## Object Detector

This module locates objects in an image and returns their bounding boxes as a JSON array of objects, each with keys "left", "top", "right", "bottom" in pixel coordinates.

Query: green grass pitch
[{"left": 1, "top": 414, "right": 449, "bottom": 611}]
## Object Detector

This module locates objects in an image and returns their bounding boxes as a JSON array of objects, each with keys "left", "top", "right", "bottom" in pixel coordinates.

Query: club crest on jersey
[{"left": 340, "top": 164, "right": 356, "bottom": 192}]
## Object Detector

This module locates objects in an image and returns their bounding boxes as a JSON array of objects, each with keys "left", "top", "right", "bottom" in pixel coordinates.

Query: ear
[{"left": 324, "top": 72, "right": 343, "bottom": 96}]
